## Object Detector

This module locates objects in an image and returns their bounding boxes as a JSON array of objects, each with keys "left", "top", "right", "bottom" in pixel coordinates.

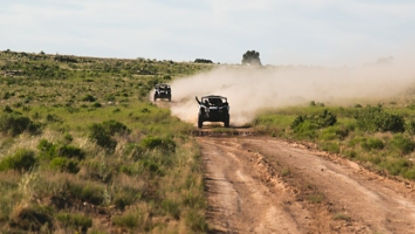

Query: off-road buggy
[
  {"left": 154, "top": 83, "right": 171, "bottom": 101},
  {"left": 195, "top": 95, "right": 230, "bottom": 128}
]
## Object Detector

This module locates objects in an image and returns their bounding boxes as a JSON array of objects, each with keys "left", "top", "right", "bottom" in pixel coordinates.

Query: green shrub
[
  {"left": 344, "top": 150, "right": 357, "bottom": 159},
  {"left": 102, "top": 120, "right": 130, "bottom": 135},
  {"left": 0, "top": 112, "right": 41, "bottom": 136},
  {"left": 46, "top": 114, "right": 61, "bottom": 122},
  {"left": 113, "top": 188, "right": 140, "bottom": 210},
  {"left": 89, "top": 120, "right": 130, "bottom": 151},
  {"left": 291, "top": 110, "right": 336, "bottom": 136},
  {"left": 321, "top": 142, "right": 340, "bottom": 154},
  {"left": 58, "top": 145, "right": 85, "bottom": 160},
  {"left": 320, "top": 126, "right": 349, "bottom": 140},
  {"left": 361, "top": 138, "right": 384, "bottom": 151},
  {"left": 140, "top": 136, "right": 176, "bottom": 152},
  {"left": 0, "top": 149, "right": 37, "bottom": 172},
  {"left": 89, "top": 124, "right": 117, "bottom": 151},
  {"left": 50, "top": 157, "right": 79, "bottom": 173},
  {"left": 56, "top": 212, "right": 92, "bottom": 232},
  {"left": 382, "top": 158, "right": 412, "bottom": 176},
  {"left": 92, "top": 102, "right": 102, "bottom": 108},
  {"left": 124, "top": 143, "right": 145, "bottom": 161},
  {"left": 67, "top": 182, "right": 105, "bottom": 205},
  {"left": 403, "top": 168, "right": 415, "bottom": 180},
  {"left": 63, "top": 133, "right": 73, "bottom": 143},
  {"left": 9, "top": 205, "right": 53, "bottom": 232},
  {"left": 82, "top": 94, "right": 96, "bottom": 102},
  {"left": 37, "top": 139, "right": 57, "bottom": 160},
  {"left": 291, "top": 120, "right": 317, "bottom": 139},
  {"left": 407, "top": 120, "right": 415, "bottom": 135},
  {"left": 4, "top": 105, "right": 13, "bottom": 113},
  {"left": 83, "top": 160, "right": 113, "bottom": 182},
  {"left": 355, "top": 106, "right": 404, "bottom": 132},
  {"left": 142, "top": 159, "right": 163, "bottom": 175},
  {"left": 390, "top": 134, "right": 415, "bottom": 155}
]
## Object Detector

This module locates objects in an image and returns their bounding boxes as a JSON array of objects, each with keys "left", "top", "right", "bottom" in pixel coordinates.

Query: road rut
[{"left": 198, "top": 137, "right": 415, "bottom": 234}]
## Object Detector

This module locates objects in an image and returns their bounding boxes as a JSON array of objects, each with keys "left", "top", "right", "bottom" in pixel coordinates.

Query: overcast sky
[{"left": 1, "top": 0, "right": 414, "bottom": 65}]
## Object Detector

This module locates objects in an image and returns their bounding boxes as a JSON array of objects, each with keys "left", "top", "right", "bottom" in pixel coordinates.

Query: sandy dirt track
[{"left": 198, "top": 136, "right": 415, "bottom": 234}]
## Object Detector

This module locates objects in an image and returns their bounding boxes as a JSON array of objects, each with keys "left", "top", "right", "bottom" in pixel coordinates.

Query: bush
[
  {"left": 56, "top": 212, "right": 92, "bottom": 232},
  {"left": 390, "top": 134, "right": 415, "bottom": 155},
  {"left": 320, "top": 126, "right": 349, "bottom": 140},
  {"left": 63, "top": 133, "right": 73, "bottom": 144},
  {"left": 321, "top": 142, "right": 340, "bottom": 154},
  {"left": 407, "top": 120, "right": 415, "bottom": 135},
  {"left": 38, "top": 139, "right": 57, "bottom": 160},
  {"left": 89, "top": 123, "right": 116, "bottom": 150},
  {"left": 0, "top": 149, "right": 37, "bottom": 172},
  {"left": 82, "top": 94, "right": 96, "bottom": 102},
  {"left": 66, "top": 182, "right": 105, "bottom": 205},
  {"left": 113, "top": 188, "right": 140, "bottom": 210},
  {"left": 50, "top": 157, "right": 79, "bottom": 173},
  {"left": 140, "top": 136, "right": 176, "bottom": 152},
  {"left": 382, "top": 158, "right": 412, "bottom": 176},
  {"left": 0, "top": 112, "right": 41, "bottom": 136},
  {"left": 361, "top": 138, "right": 384, "bottom": 151},
  {"left": 291, "top": 110, "right": 336, "bottom": 139},
  {"left": 58, "top": 145, "right": 85, "bottom": 160},
  {"left": 89, "top": 120, "right": 130, "bottom": 151},
  {"left": 355, "top": 106, "right": 404, "bottom": 132},
  {"left": 102, "top": 120, "right": 130, "bottom": 135},
  {"left": 403, "top": 168, "right": 415, "bottom": 180},
  {"left": 291, "top": 109, "right": 336, "bottom": 130},
  {"left": 92, "top": 102, "right": 102, "bottom": 108},
  {"left": 9, "top": 205, "right": 53, "bottom": 231}
]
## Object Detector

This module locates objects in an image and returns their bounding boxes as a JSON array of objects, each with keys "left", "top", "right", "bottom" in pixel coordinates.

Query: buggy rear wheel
[
  {"left": 198, "top": 115, "right": 203, "bottom": 128},
  {"left": 224, "top": 116, "right": 230, "bottom": 128}
]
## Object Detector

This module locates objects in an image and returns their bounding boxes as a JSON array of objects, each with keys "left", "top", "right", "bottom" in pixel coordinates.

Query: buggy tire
[
  {"left": 198, "top": 115, "right": 203, "bottom": 128},
  {"left": 224, "top": 116, "right": 230, "bottom": 128}
]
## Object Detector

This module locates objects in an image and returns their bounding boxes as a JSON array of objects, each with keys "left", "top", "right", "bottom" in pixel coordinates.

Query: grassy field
[
  {"left": 253, "top": 102, "right": 415, "bottom": 180},
  {"left": 3, "top": 49, "right": 415, "bottom": 232},
  {"left": 0, "top": 50, "right": 212, "bottom": 233}
]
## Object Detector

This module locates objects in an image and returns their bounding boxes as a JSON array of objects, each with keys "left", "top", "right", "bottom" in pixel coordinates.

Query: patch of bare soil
[{"left": 198, "top": 137, "right": 415, "bottom": 234}]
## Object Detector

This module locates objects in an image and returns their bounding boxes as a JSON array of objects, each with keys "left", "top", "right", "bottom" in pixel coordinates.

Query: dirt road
[{"left": 198, "top": 136, "right": 415, "bottom": 234}]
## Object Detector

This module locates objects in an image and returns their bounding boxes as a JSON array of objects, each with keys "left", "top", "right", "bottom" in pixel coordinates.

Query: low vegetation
[
  {"left": 254, "top": 103, "right": 415, "bottom": 180},
  {"left": 0, "top": 50, "right": 212, "bottom": 233}
]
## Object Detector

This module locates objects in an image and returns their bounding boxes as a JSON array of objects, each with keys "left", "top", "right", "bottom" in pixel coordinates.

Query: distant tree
[
  {"left": 194, "top": 58, "right": 213, "bottom": 64},
  {"left": 242, "top": 50, "right": 261, "bottom": 65}
]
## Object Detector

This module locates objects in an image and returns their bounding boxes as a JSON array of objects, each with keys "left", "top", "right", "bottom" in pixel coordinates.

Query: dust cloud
[{"left": 169, "top": 60, "right": 415, "bottom": 126}]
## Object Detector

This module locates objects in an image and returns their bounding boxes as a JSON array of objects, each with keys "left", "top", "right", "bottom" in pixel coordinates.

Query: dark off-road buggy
[
  {"left": 195, "top": 95, "right": 230, "bottom": 128},
  {"left": 154, "top": 83, "right": 171, "bottom": 102}
]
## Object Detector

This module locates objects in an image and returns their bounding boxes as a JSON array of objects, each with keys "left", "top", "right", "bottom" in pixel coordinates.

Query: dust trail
[{"left": 170, "top": 60, "right": 415, "bottom": 126}]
